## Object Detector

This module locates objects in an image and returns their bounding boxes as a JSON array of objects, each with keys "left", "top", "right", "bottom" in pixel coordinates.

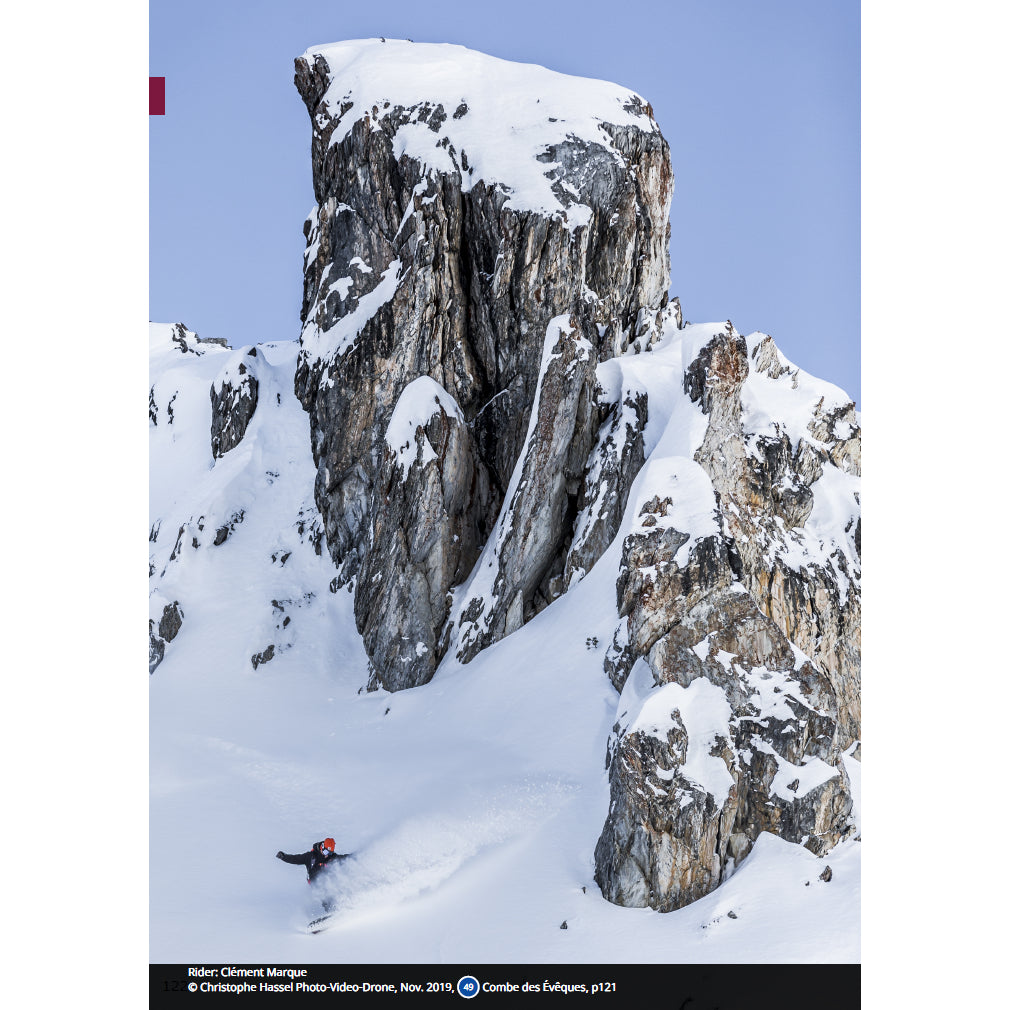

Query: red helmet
[{"left": 322, "top": 838, "right": 336, "bottom": 852}]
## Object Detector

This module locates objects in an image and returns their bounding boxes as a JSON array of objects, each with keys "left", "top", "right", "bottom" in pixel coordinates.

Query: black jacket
[{"left": 277, "top": 841, "right": 348, "bottom": 882}]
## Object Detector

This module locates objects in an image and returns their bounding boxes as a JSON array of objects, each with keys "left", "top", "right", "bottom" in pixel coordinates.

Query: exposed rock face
[
  {"left": 564, "top": 381, "right": 648, "bottom": 589},
  {"left": 166, "top": 321, "right": 228, "bottom": 354},
  {"left": 210, "top": 348, "right": 260, "bottom": 458},
  {"left": 685, "top": 329, "right": 861, "bottom": 747},
  {"left": 267, "top": 40, "right": 860, "bottom": 911},
  {"left": 451, "top": 315, "right": 600, "bottom": 660},
  {"left": 149, "top": 598, "right": 183, "bottom": 674},
  {"left": 596, "top": 574, "right": 853, "bottom": 910},
  {"left": 291, "top": 40, "right": 672, "bottom": 690},
  {"left": 358, "top": 377, "right": 492, "bottom": 690},
  {"left": 594, "top": 324, "right": 859, "bottom": 911}
]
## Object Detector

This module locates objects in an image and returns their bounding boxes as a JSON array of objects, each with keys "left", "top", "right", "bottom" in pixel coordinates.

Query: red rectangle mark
[{"left": 150, "top": 77, "right": 165, "bottom": 115}]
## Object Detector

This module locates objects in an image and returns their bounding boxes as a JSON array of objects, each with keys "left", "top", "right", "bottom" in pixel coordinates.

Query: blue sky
[{"left": 151, "top": 0, "right": 859, "bottom": 403}]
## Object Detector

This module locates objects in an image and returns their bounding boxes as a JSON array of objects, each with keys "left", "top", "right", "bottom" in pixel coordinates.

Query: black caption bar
[{"left": 151, "top": 964, "right": 858, "bottom": 1008}]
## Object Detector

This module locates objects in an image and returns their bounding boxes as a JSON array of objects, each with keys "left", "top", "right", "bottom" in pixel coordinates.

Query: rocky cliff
[
  {"left": 289, "top": 40, "right": 860, "bottom": 910},
  {"left": 150, "top": 39, "right": 859, "bottom": 917},
  {"left": 291, "top": 39, "right": 671, "bottom": 691},
  {"left": 591, "top": 319, "right": 860, "bottom": 910}
]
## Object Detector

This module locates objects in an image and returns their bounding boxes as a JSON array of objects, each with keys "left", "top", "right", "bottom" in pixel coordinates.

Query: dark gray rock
[
  {"left": 168, "top": 322, "right": 228, "bottom": 355},
  {"left": 595, "top": 576, "right": 853, "bottom": 911},
  {"left": 213, "top": 510, "right": 245, "bottom": 546},
  {"left": 210, "top": 349, "right": 260, "bottom": 458},
  {"left": 291, "top": 49, "right": 672, "bottom": 690},
  {"left": 452, "top": 315, "right": 600, "bottom": 661},
  {"left": 251, "top": 644, "right": 275, "bottom": 669},
  {"left": 358, "top": 379, "right": 492, "bottom": 691},
  {"left": 565, "top": 384, "right": 647, "bottom": 588},
  {"left": 149, "top": 600, "right": 183, "bottom": 674}
]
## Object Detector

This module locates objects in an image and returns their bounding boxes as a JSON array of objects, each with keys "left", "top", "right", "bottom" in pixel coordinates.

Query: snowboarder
[{"left": 276, "top": 838, "right": 349, "bottom": 912}]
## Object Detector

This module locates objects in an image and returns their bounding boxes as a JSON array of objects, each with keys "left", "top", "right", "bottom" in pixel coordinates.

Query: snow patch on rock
[
  {"left": 384, "top": 376, "right": 464, "bottom": 470},
  {"left": 303, "top": 38, "right": 660, "bottom": 220}
]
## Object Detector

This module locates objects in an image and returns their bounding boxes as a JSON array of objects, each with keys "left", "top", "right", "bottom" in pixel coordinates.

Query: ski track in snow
[{"left": 308, "top": 778, "right": 578, "bottom": 926}]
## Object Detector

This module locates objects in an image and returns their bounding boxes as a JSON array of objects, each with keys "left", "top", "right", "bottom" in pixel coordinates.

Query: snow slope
[{"left": 149, "top": 317, "right": 859, "bottom": 963}]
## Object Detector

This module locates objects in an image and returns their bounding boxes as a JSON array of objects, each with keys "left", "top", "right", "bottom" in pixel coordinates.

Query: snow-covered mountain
[{"left": 150, "top": 39, "right": 859, "bottom": 962}]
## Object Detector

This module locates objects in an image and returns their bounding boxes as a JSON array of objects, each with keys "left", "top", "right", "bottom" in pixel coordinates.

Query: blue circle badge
[{"left": 457, "top": 975, "right": 480, "bottom": 998}]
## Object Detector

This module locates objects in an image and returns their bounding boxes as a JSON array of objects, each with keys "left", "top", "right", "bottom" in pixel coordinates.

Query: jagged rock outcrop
[
  {"left": 149, "top": 42, "right": 860, "bottom": 922},
  {"left": 358, "top": 377, "right": 492, "bottom": 690},
  {"left": 564, "top": 378, "right": 648, "bottom": 588},
  {"left": 451, "top": 314, "right": 599, "bottom": 659},
  {"left": 596, "top": 543, "right": 853, "bottom": 909},
  {"left": 594, "top": 323, "right": 859, "bottom": 911},
  {"left": 685, "top": 327, "right": 861, "bottom": 747},
  {"left": 210, "top": 348, "right": 260, "bottom": 458},
  {"left": 291, "top": 40, "right": 672, "bottom": 690},
  {"left": 149, "top": 598, "right": 183, "bottom": 674},
  {"left": 165, "top": 321, "right": 228, "bottom": 354}
]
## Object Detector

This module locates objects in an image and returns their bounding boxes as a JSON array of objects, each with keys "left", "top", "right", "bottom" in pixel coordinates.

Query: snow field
[{"left": 150, "top": 315, "right": 859, "bottom": 962}]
